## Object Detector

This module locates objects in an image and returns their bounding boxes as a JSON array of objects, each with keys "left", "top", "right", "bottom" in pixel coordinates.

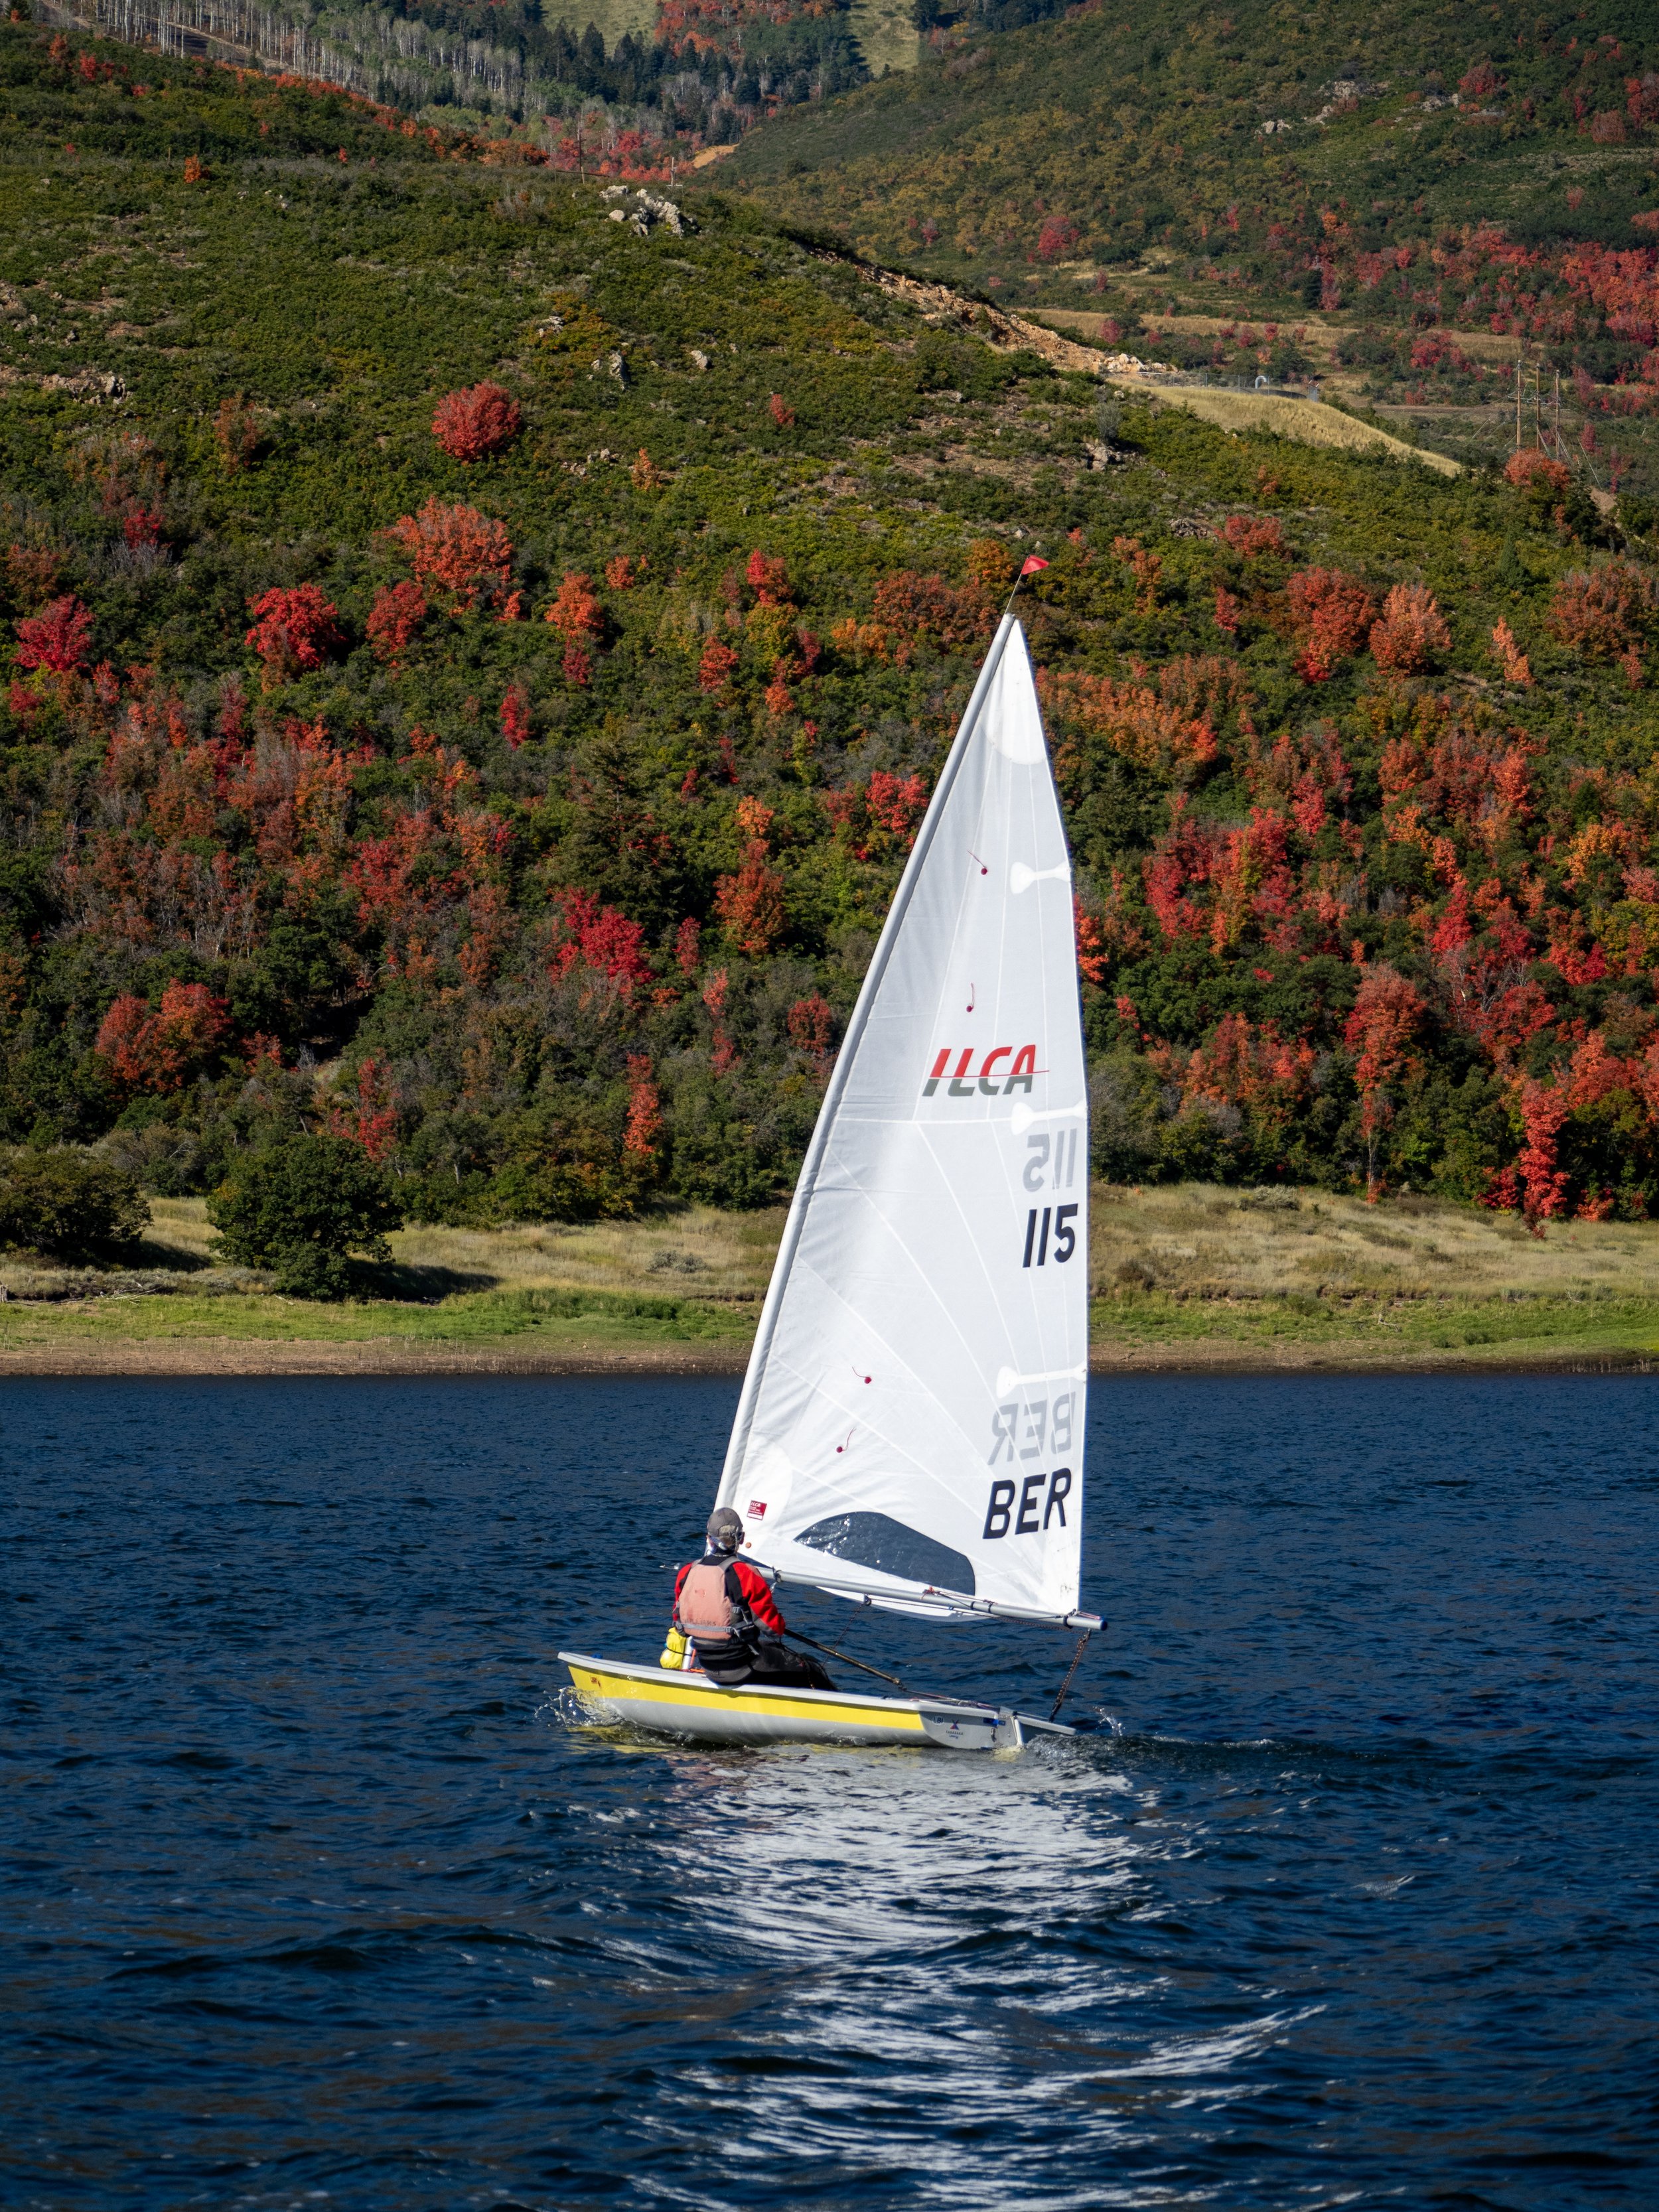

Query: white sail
[{"left": 717, "top": 616, "right": 1094, "bottom": 1628}]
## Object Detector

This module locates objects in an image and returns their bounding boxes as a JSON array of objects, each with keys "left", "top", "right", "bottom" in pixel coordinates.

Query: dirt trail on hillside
[{"left": 808, "top": 249, "right": 1459, "bottom": 474}]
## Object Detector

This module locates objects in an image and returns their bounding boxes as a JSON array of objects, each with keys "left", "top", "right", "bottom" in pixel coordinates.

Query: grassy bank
[
  {"left": 4, "top": 1188, "right": 1659, "bottom": 1371},
  {"left": 1090, "top": 1183, "right": 1659, "bottom": 1365},
  {"left": 0, "top": 1282, "right": 750, "bottom": 1350},
  {"left": 1088, "top": 1289, "right": 1659, "bottom": 1368}
]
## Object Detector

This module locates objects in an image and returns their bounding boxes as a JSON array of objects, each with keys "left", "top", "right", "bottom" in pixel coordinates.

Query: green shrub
[
  {"left": 488, "top": 1155, "right": 637, "bottom": 1223},
  {"left": 207, "top": 1135, "right": 404, "bottom": 1299},
  {"left": 0, "top": 1149, "right": 150, "bottom": 1263}
]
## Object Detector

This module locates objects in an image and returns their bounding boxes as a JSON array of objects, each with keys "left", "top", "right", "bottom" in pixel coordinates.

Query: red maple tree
[
  {"left": 328, "top": 1056, "right": 399, "bottom": 1161},
  {"left": 244, "top": 585, "right": 345, "bottom": 686},
  {"left": 1344, "top": 966, "right": 1425, "bottom": 1196},
  {"left": 622, "top": 1054, "right": 662, "bottom": 1160},
  {"left": 549, "top": 886, "right": 650, "bottom": 1000},
  {"left": 366, "top": 580, "right": 428, "bottom": 664},
  {"left": 787, "top": 994, "right": 834, "bottom": 1063},
  {"left": 431, "top": 381, "right": 522, "bottom": 462},
  {"left": 15, "top": 594, "right": 93, "bottom": 675}
]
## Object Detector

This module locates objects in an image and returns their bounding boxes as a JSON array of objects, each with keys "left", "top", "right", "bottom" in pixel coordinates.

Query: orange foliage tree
[
  {"left": 1369, "top": 584, "right": 1451, "bottom": 675},
  {"left": 697, "top": 638, "right": 739, "bottom": 693},
  {"left": 1153, "top": 1010, "right": 1316, "bottom": 1139},
  {"left": 96, "top": 980, "right": 230, "bottom": 1094},
  {"left": 1041, "top": 670, "right": 1218, "bottom": 778},
  {"left": 546, "top": 570, "right": 603, "bottom": 687},
  {"left": 386, "top": 500, "right": 512, "bottom": 611},
  {"left": 214, "top": 393, "right": 258, "bottom": 472},
  {"left": 715, "top": 840, "right": 786, "bottom": 955},
  {"left": 622, "top": 1054, "right": 662, "bottom": 1162},
  {"left": 1504, "top": 449, "right": 1570, "bottom": 494},
  {"left": 1218, "top": 514, "right": 1286, "bottom": 560},
  {"left": 1113, "top": 534, "right": 1163, "bottom": 611},
  {"left": 1287, "top": 568, "right": 1375, "bottom": 682},
  {"left": 1490, "top": 619, "right": 1532, "bottom": 685},
  {"left": 869, "top": 571, "right": 995, "bottom": 656},
  {"left": 1546, "top": 562, "right": 1656, "bottom": 659}
]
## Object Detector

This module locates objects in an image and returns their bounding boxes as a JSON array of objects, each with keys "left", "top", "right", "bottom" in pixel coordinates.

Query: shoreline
[
  {"left": 8, "top": 1185, "right": 1659, "bottom": 1381},
  {"left": 1, "top": 1336, "right": 1655, "bottom": 1379}
]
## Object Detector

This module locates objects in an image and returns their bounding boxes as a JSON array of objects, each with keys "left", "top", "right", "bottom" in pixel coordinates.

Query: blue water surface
[{"left": 1, "top": 1373, "right": 1655, "bottom": 2211}]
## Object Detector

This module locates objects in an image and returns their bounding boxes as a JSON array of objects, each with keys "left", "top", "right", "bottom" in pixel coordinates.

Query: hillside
[
  {"left": 727, "top": 0, "right": 1659, "bottom": 487},
  {"left": 730, "top": 0, "right": 1659, "bottom": 277},
  {"left": 4, "top": 17, "right": 1659, "bottom": 1241},
  {"left": 36, "top": 0, "right": 871, "bottom": 151}
]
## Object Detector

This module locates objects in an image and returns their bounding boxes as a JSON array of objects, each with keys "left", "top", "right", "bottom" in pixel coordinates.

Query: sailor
[{"left": 670, "top": 1507, "right": 834, "bottom": 1690}]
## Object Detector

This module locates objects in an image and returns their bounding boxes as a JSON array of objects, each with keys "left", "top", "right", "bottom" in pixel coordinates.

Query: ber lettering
[{"left": 983, "top": 1467, "right": 1073, "bottom": 1541}]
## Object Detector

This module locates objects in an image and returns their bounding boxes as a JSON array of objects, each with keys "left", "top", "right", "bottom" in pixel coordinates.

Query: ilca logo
[{"left": 923, "top": 1045, "right": 1040, "bottom": 1099}]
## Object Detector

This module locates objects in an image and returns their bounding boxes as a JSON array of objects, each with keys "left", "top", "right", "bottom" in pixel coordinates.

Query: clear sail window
[{"left": 794, "top": 1512, "right": 976, "bottom": 1598}]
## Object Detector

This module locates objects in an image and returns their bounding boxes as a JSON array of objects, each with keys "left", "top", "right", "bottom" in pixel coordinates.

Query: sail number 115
[
  {"left": 1021, "top": 1131, "right": 1080, "bottom": 1267},
  {"left": 1022, "top": 1204, "right": 1078, "bottom": 1267}
]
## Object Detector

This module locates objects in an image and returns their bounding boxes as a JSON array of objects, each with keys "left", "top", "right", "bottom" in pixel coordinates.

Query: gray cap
[{"left": 707, "top": 1506, "right": 744, "bottom": 1554}]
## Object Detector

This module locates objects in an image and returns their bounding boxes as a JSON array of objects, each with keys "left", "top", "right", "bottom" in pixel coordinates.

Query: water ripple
[{"left": 1, "top": 1373, "right": 1655, "bottom": 2209}]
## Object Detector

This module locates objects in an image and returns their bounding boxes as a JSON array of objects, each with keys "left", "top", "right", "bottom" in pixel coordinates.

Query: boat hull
[{"left": 559, "top": 1652, "right": 1069, "bottom": 1750}]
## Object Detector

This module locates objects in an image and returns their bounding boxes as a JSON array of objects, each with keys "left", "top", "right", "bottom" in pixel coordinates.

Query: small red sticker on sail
[
  {"left": 748, "top": 1500, "right": 767, "bottom": 1518},
  {"left": 1020, "top": 557, "right": 1050, "bottom": 575}
]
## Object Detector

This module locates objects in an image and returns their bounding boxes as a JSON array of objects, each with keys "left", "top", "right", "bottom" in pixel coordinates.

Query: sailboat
[{"left": 561, "top": 603, "right": 1099, "bottom": 1751}]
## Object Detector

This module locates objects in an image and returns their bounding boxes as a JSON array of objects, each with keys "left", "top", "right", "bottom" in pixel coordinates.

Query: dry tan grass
[
  {"left": 143, "top": 1197, "right": 218, "bottom": 1263},
  {"left": 131, "top": 1196, "right": 785, "bottom": 1301},
  {"left": 1091, "top": 1184, "right": 1659, "bottom": 1302},
  {"left": 1018, "top": 307, "right": 1460, "bottom": 475},
  {"left": 1136, "top": 385, "right": 1461, "bottom": 475},
  {"left": 847, "top": 0, "right": 920, "bottom": 76},
  {"left": 555, "top": 0, "right": 654, "bottom": 52},
  {"left": 388, "top": 1204, "right": 785, "bottom": 1300},
  {"left": 52, "top": 1186, "right": 1659, "bottom": 1314},
  {"left": 1050, "top": 308, "right": 1526, "bottom": 368}
]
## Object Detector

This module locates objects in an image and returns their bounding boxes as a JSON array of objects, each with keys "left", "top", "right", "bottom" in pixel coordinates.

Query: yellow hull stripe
[{"left": 568, "top": 1664, "right": 927, "bottom": 1735}]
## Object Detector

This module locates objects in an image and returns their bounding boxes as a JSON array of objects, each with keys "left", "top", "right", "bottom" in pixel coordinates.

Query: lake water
[{"left": 2, "top": 1374, "right": 1654, "bottom": 2210}]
